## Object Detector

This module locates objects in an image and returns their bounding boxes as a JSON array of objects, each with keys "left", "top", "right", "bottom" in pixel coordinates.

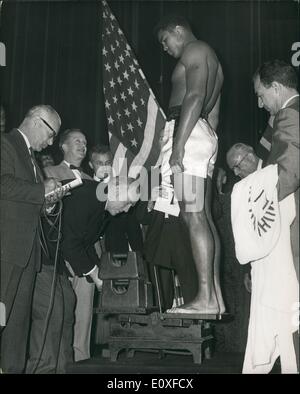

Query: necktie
[{"left": 29, "top": 147, "right": 38, "bottom": 182}]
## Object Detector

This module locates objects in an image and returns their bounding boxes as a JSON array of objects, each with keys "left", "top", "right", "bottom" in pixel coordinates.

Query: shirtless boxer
[{"left": 155, "top": 15, "right": 225, "bottom": 314}]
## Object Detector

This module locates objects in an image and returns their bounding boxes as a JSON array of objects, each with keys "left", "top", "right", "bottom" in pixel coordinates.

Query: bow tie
[{"left": 70, "top": 164, "right": 82, "bottom": 172}]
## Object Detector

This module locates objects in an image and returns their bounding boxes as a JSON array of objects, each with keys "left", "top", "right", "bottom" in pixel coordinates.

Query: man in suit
[
  {"left": 44, "top": 128, "right": 101, "bottom": 362},
  {"left": 88, "top": 144, "right": 143, "bottom": 255},
  {"left": 253, "top": 60, "right": 299, "bottom": 372},
  {"left": 25, "top": 202, "right": 76, "bottom": 374},
  {"left": 253, "top": 60, "right": 299, "bottom": 281},
  {"left": 0, "top": 105, "right": 62, "bottom": 373}
]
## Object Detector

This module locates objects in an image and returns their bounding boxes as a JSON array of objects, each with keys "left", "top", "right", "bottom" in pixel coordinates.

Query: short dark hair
[
  {"left": 58, "top": 128, "right": 84, "bottom": 152},
  {"left": 253, "top": 60, "right": 298, "bottom": 89},
  {"left": 88, "top": 144, "right": 112, "bottom": 161},
  {"left": 153, "top": 14, "right": 191, "bottom": 37}
]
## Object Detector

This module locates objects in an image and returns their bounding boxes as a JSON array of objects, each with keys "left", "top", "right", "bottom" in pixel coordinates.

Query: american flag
[{"left": 101, "top": 0, "right": 166, "bottom": 179}]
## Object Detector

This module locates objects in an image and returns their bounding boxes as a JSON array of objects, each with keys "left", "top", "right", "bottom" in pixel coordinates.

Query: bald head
[
  {"left": 20, "top": 105, "right": 61, "bottom": 151},
  {"left": 25, "top": 105, "right": 61, "bottom": 123},
  {"left": 226, "top": 143, "right": 259, "bottom": 179}
]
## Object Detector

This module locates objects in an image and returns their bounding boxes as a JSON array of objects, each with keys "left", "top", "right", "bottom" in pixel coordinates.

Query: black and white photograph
[{"left": 0, "top": 0, "right": 299, "bottom": 377}]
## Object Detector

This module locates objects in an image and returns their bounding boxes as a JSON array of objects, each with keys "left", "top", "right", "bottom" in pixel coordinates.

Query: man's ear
[
  {"left": 271, "top": 81, "right": 282, "bottom": 93},
  {"left": 174, "top": 25, "right": 184, "bottom": 38},
  {"left": 61, "top": 143, "right": 67, "bottom": 154}
]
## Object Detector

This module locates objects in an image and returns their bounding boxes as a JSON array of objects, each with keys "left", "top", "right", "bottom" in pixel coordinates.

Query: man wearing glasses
[
  {"left": 1, "top": 105, "right": 62, "bottom": 373},
  {"left": 227, "top": 141, "right": 299, "bottom": 373},
  {"left": 253, "top": 60, "right": 299, "bottom": 283},
  {"left": 226, "top": 143, "right": 261, "bottom": 180}
]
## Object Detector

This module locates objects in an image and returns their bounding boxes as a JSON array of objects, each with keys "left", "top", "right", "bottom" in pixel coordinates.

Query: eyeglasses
[
  {"left": 39, "top": 117, "right": 56, "bottom": 138},
  {"left": 231, "top": 152, "right": 249, "bottom": 172}
]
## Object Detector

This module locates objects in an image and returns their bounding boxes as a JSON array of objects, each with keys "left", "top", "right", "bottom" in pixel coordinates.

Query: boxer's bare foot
[{"left": 166, "top": 299, "right": 220, "bottom": 315}]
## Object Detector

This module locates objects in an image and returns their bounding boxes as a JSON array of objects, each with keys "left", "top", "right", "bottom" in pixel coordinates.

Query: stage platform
[{"left": 66, "top": 348, "right": 245, "bottom": 374}]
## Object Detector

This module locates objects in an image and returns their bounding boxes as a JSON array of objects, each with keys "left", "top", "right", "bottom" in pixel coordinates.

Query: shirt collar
[
  {"left": 64, "top": 160, "right": 83, "bottom": 180},
  {"left": 17, "top": 128, "right": 31, "bottom": 152},
  {"left": 257, "top": 159, "right": 263, "bottom": 170},
  {"left": 63, "top": 160, "right": 71, "bottom": 167},
  {"left": 281, "top": 94, "right": 299, "bottom": 109}
]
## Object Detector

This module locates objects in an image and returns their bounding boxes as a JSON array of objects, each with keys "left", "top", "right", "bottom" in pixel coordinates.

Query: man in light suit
[
  {"left": 45, "top": 128, "right": 102, "bottom": 362},
  {"left": 1, "top": 105, "right": 62, "bottom": 373},
  {"left": 253, "top": 60, "right": 299, "bottom": 281},
  {"left": 253, "top": 59, "right": 299, "bottom": 372}
]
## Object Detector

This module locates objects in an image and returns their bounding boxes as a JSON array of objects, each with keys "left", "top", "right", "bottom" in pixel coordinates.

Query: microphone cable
[{"left": 31, "top": 199, "right": 63, "bottom": 374}]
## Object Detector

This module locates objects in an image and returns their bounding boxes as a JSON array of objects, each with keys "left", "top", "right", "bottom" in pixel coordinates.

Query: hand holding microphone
[
  {"left": 44, "top": 177, "right": 82, "bottom": 205},
  {"left": 44, "top": 178, "right": 64, "bottom": 205}
]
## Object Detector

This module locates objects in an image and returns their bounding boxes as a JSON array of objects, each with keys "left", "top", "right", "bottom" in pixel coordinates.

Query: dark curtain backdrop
[
  {"left": 1, "top": 0, "right": 299, "bottom": 166},
  {"left": 0, "top": 0, "right": 298, "bottom": 353}
]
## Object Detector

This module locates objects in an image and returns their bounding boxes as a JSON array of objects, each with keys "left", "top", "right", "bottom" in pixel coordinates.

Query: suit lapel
[
  {"left": 286, "top": 96, "right": 299, "bottom": 111},
  {"left": 58, "top": 161, "right": 75, "bottom": 179},
  {"left": 10, "top": 129, "right": 38, "bottom": 182}
]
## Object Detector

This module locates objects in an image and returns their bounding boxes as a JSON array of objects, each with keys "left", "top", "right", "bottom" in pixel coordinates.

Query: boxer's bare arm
[
  {"left": 169, "top": 43, "right": 209, "bottom": 171},
  {"left": 173, "top": 43, "right": 209, "bottom": 148}
]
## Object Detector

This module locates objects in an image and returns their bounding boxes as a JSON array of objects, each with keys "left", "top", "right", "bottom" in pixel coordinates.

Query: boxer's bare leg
[
  {"left": 168, "top": 174, "right": 219, "bottom": 314},
  {"left": 206, "top": 177, "right": 226, "bottom": 314}
]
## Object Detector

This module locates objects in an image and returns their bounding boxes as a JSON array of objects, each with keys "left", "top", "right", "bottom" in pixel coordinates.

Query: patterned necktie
[{"left": 29, "top": 147, "right": 38, "bottom": 182}]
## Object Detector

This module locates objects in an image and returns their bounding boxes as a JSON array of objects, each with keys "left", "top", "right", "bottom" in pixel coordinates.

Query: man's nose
[
  {"left": 233, "top": 167, "right": 240, "bottom": 177},
  {"left": 258, "top": 97, "right": 264, "bottom": 108}
]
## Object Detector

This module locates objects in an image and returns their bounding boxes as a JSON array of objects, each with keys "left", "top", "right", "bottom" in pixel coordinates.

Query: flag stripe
[
  {"left": 110, "top": 132, "right": 129, "bottom": 176},
  {"left": 101, "top": 0, "right": 166, "bottom": 178},
  {"left": 129, "top": 95, "right": 158, "bottom": 178}
]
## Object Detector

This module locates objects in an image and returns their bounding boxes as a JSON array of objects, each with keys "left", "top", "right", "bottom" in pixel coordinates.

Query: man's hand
[
  {"left": 147, "top": 186, "right": 169, "bottom": 211},
  {"left": 44, "top": 178, "right": 68, "bottom": 205},
  {"left": 88, "top": 266, "right": 103, "bottom": 292},
  {"left": 169, "top": 146, "right": 184, "bottom": 174},
  {"left": 216, "top": 167, "right": 227, "bottom": 195},
  {"left": 44, "top": 177, "right": 60, "bottom": 195}
]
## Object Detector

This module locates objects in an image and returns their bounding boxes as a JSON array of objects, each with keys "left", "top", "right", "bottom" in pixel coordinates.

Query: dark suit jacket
[
  {"left": 135, "top": 166, "right": 198, "bottom": 306},
  {"left": 104, "top": 207, "right": 144, "bottom": 254},
  {"left": 1, "top": 129, "right": 44, "bottom": 269},
  {"left": 44, "top": 159, "right": 108, "bottom": 277},
  {"left": 61, "top": 180, "right": 108, "bottom": 276},
  {"left": 265, "top": 96, "right": 299, "bottom": 280}
]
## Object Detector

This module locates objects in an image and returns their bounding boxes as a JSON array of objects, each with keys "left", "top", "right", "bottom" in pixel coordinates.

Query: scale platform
[{"left": 96, "top": 311, "right": 230, "bottom": 364}]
